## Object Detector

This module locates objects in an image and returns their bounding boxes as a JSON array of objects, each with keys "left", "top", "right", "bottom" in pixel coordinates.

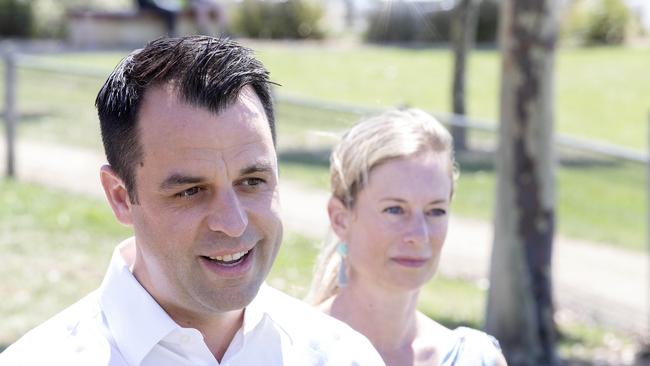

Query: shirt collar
[
  {"left": 99, "top": 239, "right": 179, "bottom": 366},
  {"left": 242, "top": 284, "right": 267, "bottom": 335},
  {"left": 243, "top": 284, "right": 295, "bottom": 344},
  {"left": 98, "top": 239, "right": 279, "bottom": 365}
]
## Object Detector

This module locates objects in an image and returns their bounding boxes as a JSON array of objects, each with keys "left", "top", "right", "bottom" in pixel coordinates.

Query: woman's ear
[
  {"left": 328, "top": 196, "right": 351, "bottom": 241},
  {"left": 100, "top": 165, "right": 134, "bottom": 226}
]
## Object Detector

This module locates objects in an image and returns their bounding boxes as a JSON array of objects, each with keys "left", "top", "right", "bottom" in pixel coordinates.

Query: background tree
[
  {"left": 343, "top": 0, "right": 355, "bottom": 29},
  {"left": 450, "top": 0, "right": 481, "bottom": 153},
  {"left": 486, "top": 0, "right": 560, "bottom": 365}
]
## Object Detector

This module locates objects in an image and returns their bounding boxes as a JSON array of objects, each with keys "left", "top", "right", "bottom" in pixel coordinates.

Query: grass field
[
  {"left": 0, "top": 180, "right": 635, "bottom": 360},
  {"left": 254, "top": 44, "right": 650, "bottom": 150},
  {"left": 279, "top": 149, "right": 646, "bottom": 251},
  {"left": 0, "top": 44, "right": 646, "bottom": 251},
  {"left": 5, "top": 43, "right": 648, "bottom": 149}
]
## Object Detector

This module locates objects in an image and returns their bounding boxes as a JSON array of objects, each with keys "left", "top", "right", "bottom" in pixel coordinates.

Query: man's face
[{"left": 127, "top": 84, "right": 282, "bottom": 316}]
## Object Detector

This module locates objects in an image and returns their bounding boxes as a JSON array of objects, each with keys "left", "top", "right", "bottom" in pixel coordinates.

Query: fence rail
[
  {"left": 3, "top": 50, "right": 649, "bottom": 176},
  {"left": 1, "top": 46, "right": 649, "bottom": 340},
  {"left": 279, "top": 93, "right": 649, "bottom": 164}
]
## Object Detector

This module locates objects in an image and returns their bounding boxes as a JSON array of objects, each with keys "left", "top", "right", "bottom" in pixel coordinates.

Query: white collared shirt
[{"left": 1, "top": 240, "right": 384, "bottom": 366}]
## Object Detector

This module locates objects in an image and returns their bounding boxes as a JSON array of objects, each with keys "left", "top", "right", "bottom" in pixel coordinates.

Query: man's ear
[
  {"left": 100, "top": 165, "right": 134, "bottom": 226},
  {"left": 328, "top": 196, "right": 351, "bottom": 242}
]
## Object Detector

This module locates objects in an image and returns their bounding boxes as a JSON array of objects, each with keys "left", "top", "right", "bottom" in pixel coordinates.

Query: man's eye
[
  {"left": 176, "top": 187, "right": 202, "bottom": 198},
  {"left": 383, "top": 206, "right": 403, "bottom": 215},
  {"left": 241, "top": 177, "right": 265, "bottom": 187}
]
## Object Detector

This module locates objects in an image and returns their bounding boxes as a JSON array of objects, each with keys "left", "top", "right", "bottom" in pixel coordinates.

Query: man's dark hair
[{"left": 95, "top": 36, "right": 276, "bottom": 204}]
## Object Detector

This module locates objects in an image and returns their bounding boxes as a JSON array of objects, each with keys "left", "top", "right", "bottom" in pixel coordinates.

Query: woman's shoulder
[
  {"left": 442, "top": 326, "right": 504, "bottom": 365},
  {"left": 415, "top": 313, "right": 503, "bottom": 366}
]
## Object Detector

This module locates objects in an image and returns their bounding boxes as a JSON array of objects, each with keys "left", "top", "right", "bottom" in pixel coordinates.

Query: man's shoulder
[
  {"left": 0, "top": 291, "right": 122, "bottom": 365},
  {"left": 259, "top": 286, "right": 385, "bottom": 365},
  {"left": 261, "top": 286, "right": 351, "bottom": 336}
]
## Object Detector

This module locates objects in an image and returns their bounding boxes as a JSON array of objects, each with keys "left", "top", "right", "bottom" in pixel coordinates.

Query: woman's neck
[{"left": 327, "top": 281, "right": 421, "bottom": 359}]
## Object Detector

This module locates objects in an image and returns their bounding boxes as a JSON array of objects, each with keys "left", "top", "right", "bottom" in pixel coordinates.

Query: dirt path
[{"left": 1, "top": 139, "right": 647, "bottom": 337}]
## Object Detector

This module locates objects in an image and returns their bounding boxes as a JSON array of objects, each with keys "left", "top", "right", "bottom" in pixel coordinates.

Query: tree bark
[
  {"left": 486, "top": 0, "right": 559, "bottom": 365},
  {"left": 4, "top": 45, "right": 16, "bottom": 178},
  {"left": 343, "top": 0, "right": 355, "bottom": 29},
  {"left": 450, "top": 0, "right": 480, "bottom": 153}
]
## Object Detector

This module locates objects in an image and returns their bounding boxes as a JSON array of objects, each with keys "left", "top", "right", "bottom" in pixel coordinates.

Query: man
[
  {"left": 136, "top": 0, "right": 182, "bottom": 36},
  {"left": 0, "top": 36, "right": 384, "bottom": 365}
]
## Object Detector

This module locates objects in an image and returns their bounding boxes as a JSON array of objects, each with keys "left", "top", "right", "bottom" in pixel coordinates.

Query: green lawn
[
  {"left": 0, "top": 179, "right": 128, "bottom": 344},
  {"left": 279, "top": 147, "right": 646, "bottom": 252},
  {"left": 0, "top": 180, "right": 633, "bottom": 360},
  {"left": 0, "top": 44, "right": 646, "bottom": 251},
  {"left": 5, "top": 44, "right": 648, "bottom": 149},
  {"left": 255, "top": 43, "right": 650, "bottom": 150}
]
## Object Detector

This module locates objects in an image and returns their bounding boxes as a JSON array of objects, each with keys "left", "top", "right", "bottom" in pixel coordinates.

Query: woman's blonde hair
[{"left": 306, "top": 108, "right": 458, "bottom": 305}]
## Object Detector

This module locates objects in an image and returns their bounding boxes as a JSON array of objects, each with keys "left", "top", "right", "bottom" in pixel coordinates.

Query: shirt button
[{"left": 180, "top": 334, "right": 191, "bottom": 344}]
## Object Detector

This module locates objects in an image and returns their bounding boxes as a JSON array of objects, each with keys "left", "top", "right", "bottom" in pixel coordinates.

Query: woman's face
[{"left": 341, "top": 151, "right": 452, "bottom": 292}]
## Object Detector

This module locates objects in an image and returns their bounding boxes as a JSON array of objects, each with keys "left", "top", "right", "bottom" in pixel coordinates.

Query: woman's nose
[{"left": 403, "top": 213, "right": 430, "bottom": 246}]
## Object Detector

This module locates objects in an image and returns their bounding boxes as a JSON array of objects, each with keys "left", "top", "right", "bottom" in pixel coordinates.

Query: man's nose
[{"left": 206, "top": 189, "right": 248, "bottom": 237}]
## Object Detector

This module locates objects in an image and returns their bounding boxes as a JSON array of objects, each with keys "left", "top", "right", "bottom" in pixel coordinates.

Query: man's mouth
[{"left": 203, "top": 249, "right": 251, "bottom": 267}]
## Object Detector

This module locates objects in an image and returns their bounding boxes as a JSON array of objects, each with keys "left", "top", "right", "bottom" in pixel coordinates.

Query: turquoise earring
[{"left": 337, "top": 243, "right": 348, "bottom": 287}]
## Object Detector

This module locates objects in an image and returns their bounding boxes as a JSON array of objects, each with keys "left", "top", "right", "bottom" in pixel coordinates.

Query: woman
[{"left": 308, "top": 109, "right": 507, "bottom": 365}]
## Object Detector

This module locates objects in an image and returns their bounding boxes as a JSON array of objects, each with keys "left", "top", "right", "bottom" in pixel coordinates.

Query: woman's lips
[{"left": 391, "top": 257, "right": 429, "bottom": 268}]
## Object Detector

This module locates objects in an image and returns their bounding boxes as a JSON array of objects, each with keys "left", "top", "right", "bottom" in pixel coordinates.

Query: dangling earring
[{"left": 336, "top": 242, "right": 349, "bottom": 287}]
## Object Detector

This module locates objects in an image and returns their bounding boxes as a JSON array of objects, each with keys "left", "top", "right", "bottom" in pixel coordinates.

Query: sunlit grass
[
  {"left": 278, "top": 152, "right": 646, "bottom": 252},
  {"left": 255, "top": 44, "right": 650, "bottom": 150},
  {"left": 0, "top": 46, "right": 644, "bottom": 255},
  {"left": 0, "top": 179, "right": 128, "bottom": 345},
  {"left": 4, "top": 45, "right": 647, "bottom": 149},
  {"left": 0, "top": 180, "right": 636, "bottom": 360}
]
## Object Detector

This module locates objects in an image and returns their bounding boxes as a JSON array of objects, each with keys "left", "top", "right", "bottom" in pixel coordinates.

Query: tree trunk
[
  {"left": 450, "top": 0, "right": 480, "bottom": 153},
  {"left": 343, "top": 0, "right": 355, "bottom": 29},
  {"left": 486, "top": 1, "right": 559, "bottom": 365}
]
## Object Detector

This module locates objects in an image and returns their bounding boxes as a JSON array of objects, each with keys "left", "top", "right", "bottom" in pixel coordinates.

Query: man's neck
[
  {"left": 119, "top": 238, "right": 246, "bottom": 362},
  {"left": 170, "top": 307, "right": 245, "bottom": 362}
]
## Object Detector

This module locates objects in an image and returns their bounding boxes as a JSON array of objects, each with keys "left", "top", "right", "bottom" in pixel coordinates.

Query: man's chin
[{"left": 202, "top": 280, "right": 264, "bottom": 312}]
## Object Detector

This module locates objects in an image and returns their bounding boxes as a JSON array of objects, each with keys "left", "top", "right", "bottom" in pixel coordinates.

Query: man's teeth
[{"left": 209, "top": 249, "right": 249, "bottom": 262}]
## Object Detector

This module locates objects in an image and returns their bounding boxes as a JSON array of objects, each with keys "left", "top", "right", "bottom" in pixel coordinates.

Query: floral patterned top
[{"left": 440, "top": 327, "right": 503, "bottom": 365}]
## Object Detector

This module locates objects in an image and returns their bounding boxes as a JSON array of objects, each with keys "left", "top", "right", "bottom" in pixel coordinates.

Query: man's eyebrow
[
  {"left": 160, "top": 174, "right": 206, "bottom": 190},
  {"left": 240, "top": 162, "right": 275, "bottom": 176}
]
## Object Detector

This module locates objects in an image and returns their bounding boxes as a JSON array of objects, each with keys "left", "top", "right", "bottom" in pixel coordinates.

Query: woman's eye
[
  {"left": 428, "top": 208, "right": 447, "bottom": 217},
  {"left": 383, "top": 206, "right": 404, "bottom": 215},
  {"left": 176, "top": 187, "right": 202, "bottom": 198}
]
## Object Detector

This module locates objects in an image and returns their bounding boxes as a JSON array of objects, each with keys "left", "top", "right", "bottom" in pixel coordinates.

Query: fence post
[{"left": 3, "top": 43, "right": 16, "bottom": 178}]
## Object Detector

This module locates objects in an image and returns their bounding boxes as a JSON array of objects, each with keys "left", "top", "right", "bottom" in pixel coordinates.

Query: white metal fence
[{"left": 2, "top": 45, "right": 649, "bottom": 340}]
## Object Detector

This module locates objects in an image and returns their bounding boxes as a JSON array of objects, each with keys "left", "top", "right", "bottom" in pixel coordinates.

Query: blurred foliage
[
  {"left": 0, "top": 0, "right": 34, "bottom": 38},
  {"left": 365, "top": 0, "right": 498, "bottom": 43},
  {"left": 366, "top": 1, "right": 445, "bottom": 42},
  {"left": 232, "top": 0, "right": 325, "bottom": 40},
  {"left": 562, "top": 0, "right": 632, "bottom": 45},
  {"left": 475, "top": 0, "right": 499, "bottom": 43},
  {"left": 585, "top": 0, "right": 630, "bottom": 44},
  {"left": 2, "top": 0, "right": 130, "bottom": 38}
]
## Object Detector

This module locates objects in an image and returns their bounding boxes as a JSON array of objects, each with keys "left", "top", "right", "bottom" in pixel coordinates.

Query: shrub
[
  {"left": 562, "top": 0, "right": 631, "bottom": 45},
  {"left": 232, "top": 0, "right": 325, "bottom": 39},
  {"left": 0, "top": 0, "right": 34, "bottom": 38},
  {"left": 365, "top": 0, "right": 498, "bottom": 44},
  {"left": 365, "top": 1, "right": 447, "bottom": 42},
  {"left": 366, "top": 2, "right": 435, "bottom": 42},
  {"left": 585, "top": 0, "right": 630, "bottom": 44},
  {"left": 475, "top": 0, "right": 499, "bottom": 43}
]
